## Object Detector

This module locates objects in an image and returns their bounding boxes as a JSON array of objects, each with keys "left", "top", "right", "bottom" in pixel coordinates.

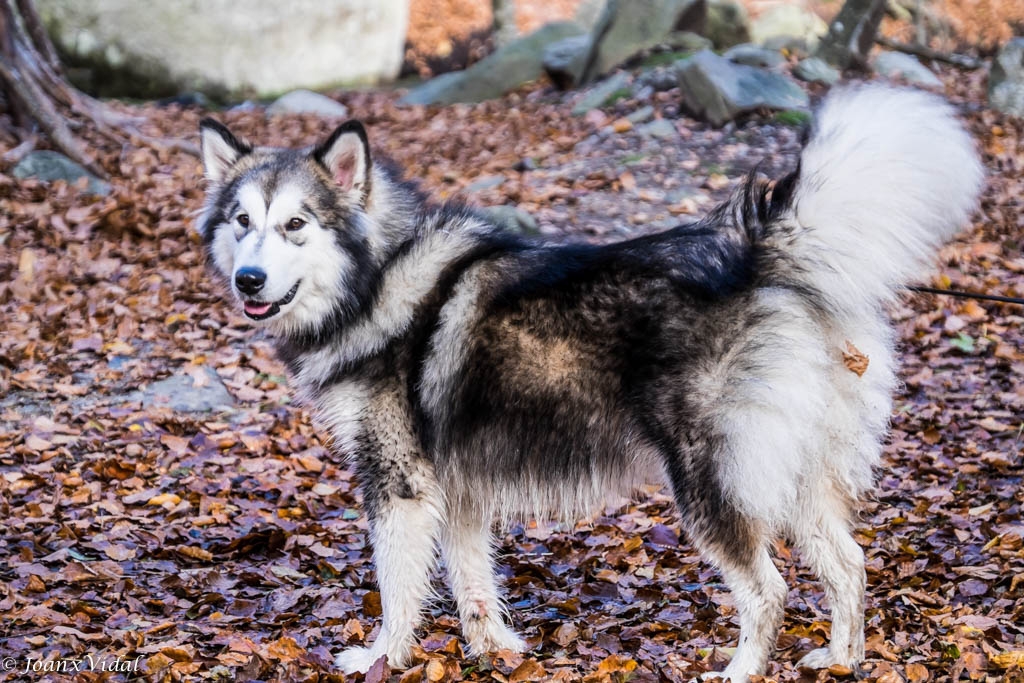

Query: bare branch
[{"left": 875, "top": 36, "right": 982, "bottom": 70}]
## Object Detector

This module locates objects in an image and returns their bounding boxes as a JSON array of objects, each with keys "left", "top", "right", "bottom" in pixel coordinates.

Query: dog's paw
[
  {"left": 334, "top": 646, "right": 387, "bottom": 674},
  {"left": 694, "top": 671, "right": 745, "bottom": 682},
  {"left": 796, "top": 647, "right": 852, "bottom": 670},
  {"left": 466, "top": 622, "right": 527, "bottom": 656}
]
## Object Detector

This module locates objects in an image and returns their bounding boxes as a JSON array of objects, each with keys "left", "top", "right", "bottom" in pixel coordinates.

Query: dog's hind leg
[
  {"left": 334, "top": 482, "right": 443, "bottom": 674},
  {"left": 668, "top": 469, "right": 787, "bottom": 682},
  {"left": 696, "top": 540, "right": 787, "bottom": 682},
  {"left": 790, "top": 492, "right": 866, "bottom": 670},
  {"left": 441, "top": 512, "right": 526, "bottom": 655}
]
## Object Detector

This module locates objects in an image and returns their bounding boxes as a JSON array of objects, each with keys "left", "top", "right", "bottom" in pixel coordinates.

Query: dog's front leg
[{"left": 334, "top": 464, "right": 443, "bottom": 674}]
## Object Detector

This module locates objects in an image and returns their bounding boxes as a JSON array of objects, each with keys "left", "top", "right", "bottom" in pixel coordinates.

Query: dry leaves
[{"left": 1, "top": 5, "right": 1023, "bottom": 682}]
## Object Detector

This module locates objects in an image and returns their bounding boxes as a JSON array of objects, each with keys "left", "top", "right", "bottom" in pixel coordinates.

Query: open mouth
[{"left": 242, "top": 281, "right": 300, "bottom": 320}]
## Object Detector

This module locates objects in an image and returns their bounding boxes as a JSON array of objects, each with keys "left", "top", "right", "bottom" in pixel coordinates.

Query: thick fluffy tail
[{"left": 768, "top": 84, "right": 983, "bottom": 319}]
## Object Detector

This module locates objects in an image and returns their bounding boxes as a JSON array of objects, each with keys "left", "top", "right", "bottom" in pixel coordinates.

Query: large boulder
[
  {"left": 989, "top": 38, "right": 1024, "bottom": 117},
  {"left": 751, "top": 5, "right": 828, "bottom": 53},
  {"left": 580, "top": 0, "right": 706, "bottom": 83},
  {"left": 401, "top": 22, "right": 585, "bottom": 105},
  {"left": 705, "top": 0, "right": 752, "bottom": 49},
  {"left": 37, "top": 0, "right": 409, "bottom": 99},
  {"left": 543, "top": 34, "right": 594, "bottom": 90},
  {"left": 676, "top": 49, "right": 809, "bottom": 126}
]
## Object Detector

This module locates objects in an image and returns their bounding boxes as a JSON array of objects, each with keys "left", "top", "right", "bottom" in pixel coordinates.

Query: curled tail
[{"left": 764, "top": 84, "right": 984, "bottom": 319}]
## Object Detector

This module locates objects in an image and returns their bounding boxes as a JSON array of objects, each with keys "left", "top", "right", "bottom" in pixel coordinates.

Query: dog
[{"left": 196, "top": 84, "right": 982, "bottom": 681}]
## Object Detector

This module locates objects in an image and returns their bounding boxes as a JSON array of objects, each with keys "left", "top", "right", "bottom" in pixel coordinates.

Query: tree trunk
[
  {"left": 492, "top": 0, "right": 519, "bottom": 48},
  {"left": 0, "top": 0, "right": 196, "bottom": 176},
  {"left": 815, "top": 0, "right": 888, "bottom": 70}
]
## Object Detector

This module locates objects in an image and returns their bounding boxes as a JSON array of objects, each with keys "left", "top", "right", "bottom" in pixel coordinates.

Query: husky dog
[{"left": 196, "top": 85, "right": 981, "bottom": 681}]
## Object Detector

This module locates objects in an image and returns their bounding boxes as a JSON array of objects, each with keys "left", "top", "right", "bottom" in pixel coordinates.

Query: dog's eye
[
  {"left": 237, "top": 214, "right": 250, "bottom": 228},
  {"left": 287, "top": 217, "right": 306, "bottom": 231}
]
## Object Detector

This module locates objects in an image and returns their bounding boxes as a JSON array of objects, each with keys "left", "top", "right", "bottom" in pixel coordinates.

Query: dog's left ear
[{"left": 315, "top": 120, "right": 371, "bottom": 202}]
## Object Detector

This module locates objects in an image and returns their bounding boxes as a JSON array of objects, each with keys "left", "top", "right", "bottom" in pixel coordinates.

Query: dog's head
[{"left": 197, "top": 119, "right": 377, "bottom": 338}]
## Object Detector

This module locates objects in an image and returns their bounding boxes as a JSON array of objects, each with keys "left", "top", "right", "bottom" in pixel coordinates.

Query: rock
[
  {"left": 37, "top": 0, "right": 409, "bottom": 98},
  {"left": 266, "top": 89, "right": 348, "bottom": 117},
  {"left": 543, "top": 34, "right": 593, "bottom": 90},
  {"left": 988, "top": 38, "right": 1024, "bottom": 117},
  {"left": 751, "top": 5, "right": 828, "bottom": 52},
  {"left": 12, "top": 151, "right": 110, "bottom": 196},
  {"left": 676, "top": 49, "right": 809, "bottom": 126},
  {"left": 792, "top": 56, "right": 840, "bottom": 85},
  {"left": 638, "top": 118, "right": 677, "bottom": 139},
  {"left": 705, "top": 0, "right": 752, "bottom": 50},
  {"left": 480, "top": 205, "right": 540, "bottom": 235},
  {"left": 664, "top": 31, "right": 714, "bottom": 52},
  {"left": 724, "top": 43, "right": 786, "bottom": 69},
  {"left": 400, "top": 22, "right": 585, "bottom": 105},
  {"left": 155, "top": 91, "right": 209, "bottom": 108},
  {"left": 465, "top": 175, "right": 507, "bottom": 193},
  {"left": 627, "top": 105, "right": 655, "bottom": 124},
  {"left": 874, "top": 52, "right": 942, "bottom": 88},
  {"left": 581, "top": 0, "right": 704, "bottom": 82},
  {"left": 123, "top": 367, "right": 235, "bottom": 413},
  {"left": 637, "top": 66, "right": 680, "bottom": 92},
  {"left": 573, "top": 0, "right": 610, "bottom": 30},
  {"left": 571, "top": 71, "right": 632, "bottom": 115}
]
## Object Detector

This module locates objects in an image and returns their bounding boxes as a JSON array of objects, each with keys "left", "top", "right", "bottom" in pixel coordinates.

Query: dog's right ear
[{"left": 199, "top": 118, "right": 251, "bottom": 182}]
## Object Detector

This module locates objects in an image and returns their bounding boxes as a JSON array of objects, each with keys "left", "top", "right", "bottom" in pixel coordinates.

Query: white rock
[
  {"left": 38, "top": 0, "right": 409, "bottom": 97},
  {"left": 267, "top": 90, "right": 348, "bottom": 118}
]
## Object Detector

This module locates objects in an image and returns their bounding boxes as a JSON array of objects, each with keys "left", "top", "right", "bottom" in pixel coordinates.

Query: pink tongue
[{"left": 245, "top": 302, "right": 272, "bottom": 316}]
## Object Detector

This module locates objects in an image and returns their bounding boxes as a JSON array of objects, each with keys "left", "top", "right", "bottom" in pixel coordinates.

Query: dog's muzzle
[{"left": 242, "top": 280, "right": 300, "bottom": 320}]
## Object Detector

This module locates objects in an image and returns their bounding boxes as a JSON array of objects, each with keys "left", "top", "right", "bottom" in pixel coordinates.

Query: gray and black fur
[{"left": 196, "top": 85, "right": 982, "bottom": 681}]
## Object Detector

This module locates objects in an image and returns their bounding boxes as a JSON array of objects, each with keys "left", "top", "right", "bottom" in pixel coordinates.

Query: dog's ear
[
  {"left": 315, "top": 120, "right": 371, "bottom": 202},
  {"left": 199, "top": 118, "right": 251, "bottom": 182}
]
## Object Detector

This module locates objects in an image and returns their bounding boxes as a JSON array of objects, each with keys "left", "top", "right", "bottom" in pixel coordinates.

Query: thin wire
[{"left": 909, "top": 285, "right": 1024, "bottom": 306}]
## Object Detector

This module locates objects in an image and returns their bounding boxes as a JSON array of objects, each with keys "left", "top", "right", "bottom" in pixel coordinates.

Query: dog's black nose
[{"left": 235, "top": 267, "right": 266, "bottom": 296}]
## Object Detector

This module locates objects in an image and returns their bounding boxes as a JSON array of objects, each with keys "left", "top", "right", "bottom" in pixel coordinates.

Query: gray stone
[
  {"left": 638, "top": 118, "right": 677, "bottom": 139},
  {"left": 751, "top": 5, "right": 828, "bottom": 52},
  {"left": 627, "top": 105, "right": 655, "bottom": 124},
  {"left": 676, "top": 49, "right": 809, "bottom": 126},
  {"left": 638, "top": 66, "right": 679, "bottom": 92},
  {"left": 724, "top": 43, "right": 786, "bottom": 69},
  {"left": 571, "top": 71, "right": 632, "bottom": 115},
  {"left": 874, "top": 52, "right": 942, "bottom": 88},
  {"left": 266, "top": 89, "right": 348, "bottom": 117},
  {"left": 573, "top": 0, "right": 609, "bottom": 30},
  {"left": 664, "top": 31, "right": 713, "bottom": 52},
  {"left": 988, "top": 38, "right": 1024, "bottom": 117},
  {"left": 581, "top": 0, "right": 704, "bottom": 82},
  {"left": 705, "top": 0, "right": 752, "bottom": 49},
  {"left": 400, "top": 22, "right": 585, "bottom": 105},
  {"left": 465, "top": 175, "right": 507, "bottom": 193},
  {"left": 480, "top": 205, "right": 540, "bottom": 235},
  {"left": 12, "top": 151, "right": 110, "bottom": 196},
  {"left": 792, "top": 56, "right": 840, "bottom": 85},
  {"left": 123, "top": 367, "right": 235, "bottom": 413},
  {"left": 543, "top": 34, "right": 593, "bottom": 89},
  {"left": 37, "top": 0, "right": 409, "bottom": 98}
]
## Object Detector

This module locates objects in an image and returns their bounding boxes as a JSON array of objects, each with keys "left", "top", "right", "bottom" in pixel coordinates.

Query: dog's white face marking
[{"left": 210, "top": 179, "right": 356, "bottom": 332}]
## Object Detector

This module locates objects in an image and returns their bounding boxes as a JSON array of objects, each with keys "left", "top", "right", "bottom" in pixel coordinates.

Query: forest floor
[{"left": 1, "top": 5, "right": 1023, "bottom": 683}]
